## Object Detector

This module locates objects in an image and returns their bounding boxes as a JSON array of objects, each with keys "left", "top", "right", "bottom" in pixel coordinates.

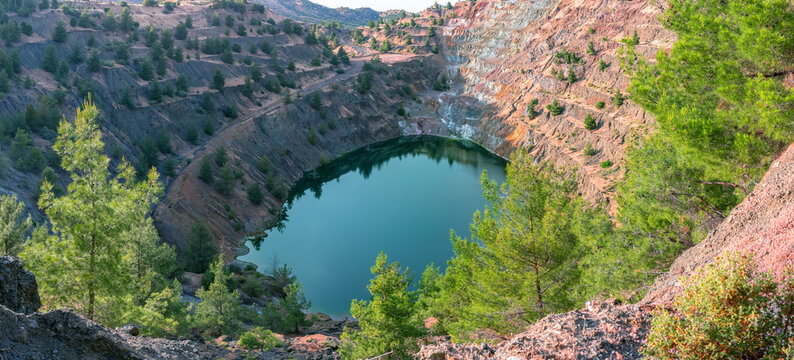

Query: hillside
[
  {"left": 0, "top": 0, "right": 792, "bottom": 357},
  {"left": 253, "top": 0, "right": 380, "bottom": 27}
]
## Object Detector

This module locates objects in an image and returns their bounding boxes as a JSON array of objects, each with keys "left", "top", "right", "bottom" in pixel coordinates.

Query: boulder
[{"left": 0, "top": 255, "right": 41, "bottom": 314}]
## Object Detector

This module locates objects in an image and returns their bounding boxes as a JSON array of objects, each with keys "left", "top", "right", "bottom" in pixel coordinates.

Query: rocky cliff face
[{"left": 423, "top": 0, "right": 675, "bottom": 207}]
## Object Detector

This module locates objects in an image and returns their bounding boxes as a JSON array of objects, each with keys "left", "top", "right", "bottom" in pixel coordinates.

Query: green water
[{"left": 240, "top": 136, "right": 507, "bottom": 317}]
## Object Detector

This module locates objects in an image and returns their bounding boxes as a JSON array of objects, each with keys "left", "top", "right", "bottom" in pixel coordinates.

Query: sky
[{"left": 310, "top": 0, "right": 439, "bottom": 12}]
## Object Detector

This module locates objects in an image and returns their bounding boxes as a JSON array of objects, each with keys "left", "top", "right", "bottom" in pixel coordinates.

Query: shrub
[
  {"left": 307, "top": 127, "right": 318, "bottom": 146},
  {"left": 527, "top": 98, "right": 540, "bottom": 119},
  {"left": 599, "top": 160, "right": 612, "bottom": 168},
  {"left": 546, "top": 99, "right": 564, "bottom": 116},
  {"left": 238, "top": 327, "right": 284, "bottom": 350},
  {"left": 256, "top": 155, "right": 272, "bottom": 174},
  {"left": 584, "top": 114, "right": 597, "bottom": 130},
  {"left": 396, "top": 105, "right": 408, "bottom": 118},
  {"left": 222, "top": 104, "right": 238, "bottom": 119},
  {"left": 186, "top": 125, "right": 198, "bottom": 144},
  {"left": 583, "top": 142, "right": 595, "bottom": 156},
  {"left": 598, "top": 59, "right": 609, "bottom": 71},
  {"left": 595, "top": 101, "right": 605, "bottom": 109},
  {"left": 240, "top": 276, "right": 265, "bottom": 297},
  {"left": 643, "top": 252, "right": 794, "bottom": 359},
  {"left": 613, "top": 90, "right": 624, "bottom": 107},
  {"left": 198, "top": 156, "right": 213, "bottom": 183},
  {"left": 247, "top": 183, "right": 264, "bottom": 205}
]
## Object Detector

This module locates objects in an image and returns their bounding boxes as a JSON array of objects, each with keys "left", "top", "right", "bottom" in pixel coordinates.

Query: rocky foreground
[{"left": 0, "top": 254, "right": 348, "bottom": 360}]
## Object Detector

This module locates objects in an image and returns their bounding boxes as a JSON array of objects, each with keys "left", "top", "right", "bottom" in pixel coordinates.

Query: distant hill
[{"left": 254, "top": 0, "right": 379, "bottom": 27}]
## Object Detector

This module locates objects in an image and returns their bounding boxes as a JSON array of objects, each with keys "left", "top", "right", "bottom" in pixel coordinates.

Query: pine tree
[
  {"left": 246, "top": 183, "right": 264, "bottom": 205},
  {"left": 584, "top": 113, "right": 597, "bottom": 130},
  {"left": 19, "top": 98, "right": 162, "bottom": 321},
  {"left": 87, "top": 51, "right": 101, "bottom": 72},
  {"left": 281, "top": 281, "right": 312, "bottom": 333},
  {"left": 214, "top": 164, "right": 235, "bottom": 196},
  {"left": 337, "top": 47, "right": 350, "bottom": 65},
  {"left": 149, "top": 80, "right": 162, "bottom": 103},
  {"left": 184, "top": 221, "right": 217, "bottom": 273},
  {"left": 0, "top": 194, "right": 32, "bottom": 255},
  {"left": 53, "top": 21, "right": 67, "bottom": 43},
  {"left": 212, "top": 69, "right": 225, "bottom": 92},
  {"left": 42, "top": 45, "right": 58, "bottom": 73},
  {"left": 198, "top": 155, "right": 213, "bottom": 183},
  {"left": 309, "top": 92, "right": 322, "bottom": 110},
  {"left": 0, "top": 70, "right": 8, "bottom": 93},
  {"left": 250, "top": 63, "right": 262, "bottom": 82},
  {"left": 340, "top": 252, "right": 425, "bottom": 360},
  {"left": 194, "top": 255, "right": 241, "bottom": 335},
  {"left": 119, "top": 7, "right": 134, "bottom": 31},
  {"left": 433, "top": 150, "right": 583, "bottom": 338},
  {"left": 241, "top": 76, "right": 254, "bottom": 98},
  {"left": 120, "top": 87, "right": 135, "bottom": 109}
]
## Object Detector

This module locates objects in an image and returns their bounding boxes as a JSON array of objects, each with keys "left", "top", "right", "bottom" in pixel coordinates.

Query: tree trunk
[
  {"left": 88, "top": 237, "right": 95, "bottom": 321},
  {"left": 534, "top": 264, "right": 544, "bottom": 317}
]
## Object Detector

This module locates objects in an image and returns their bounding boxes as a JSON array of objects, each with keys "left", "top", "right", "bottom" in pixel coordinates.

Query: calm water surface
[{"left": 240, "top": 136, "right": 507, "bottom": 317}]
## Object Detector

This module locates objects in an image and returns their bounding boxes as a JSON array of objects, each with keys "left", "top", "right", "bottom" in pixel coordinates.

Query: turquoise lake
[{"left": 240, "top": 136, "right": 507, "bottom": 317}]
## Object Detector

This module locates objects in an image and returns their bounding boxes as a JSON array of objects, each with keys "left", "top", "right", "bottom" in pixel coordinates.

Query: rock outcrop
[
  {"left": 418, "top": 300, "right": 650, "bottom": 360},
  {"left": 0, "top": 255, "right": 41, "bottom": 314}
]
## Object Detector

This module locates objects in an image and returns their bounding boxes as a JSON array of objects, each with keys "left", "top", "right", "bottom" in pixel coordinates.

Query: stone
[{"left": 0, "top": 255, "right": 41, "bottom": 314}]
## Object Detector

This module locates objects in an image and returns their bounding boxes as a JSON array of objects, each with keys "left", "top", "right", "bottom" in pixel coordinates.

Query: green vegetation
[
  {"left": 598, "top": 59, "right": 609, "bottom": 71},
  {"left": 432, "top": 73, "right": 449, "bottom": 91},
  {"left": 0, "top": 194, "right": 32, "bottom": 255},
  {"left": 553, "top": 48, "right": 582, "bottom": 65},
  {"left": 239, "top": 327, "right": 284, "bottom": 350},
  {"left": 583, "top": 142, "right": 595, "bottom": 156},
  {"left": 18, "top": 99, "right": 178, "bottom": 331},
  {"left": 211, "top": 69, "right": 225, "bottom": 92},
  {"left": 184, "top": 221, "right": 217, "bottom": 273},
  {"left": 247, "top": 183, "right": 264, "bottom": 205},
  {"left": 527, "top": 98, "right": 540, "bottom": 119},
  {"left": 546, "top": 99, "right": 564, "bottom": 116},
  {"left": 618, "top": 0, "right": 794, "bottom": 248},
  {"left": 340, "top": 253, "right": 425, "bottom": 359},
  {"left": 195, "top": 255, "right": 241, "bottom": 335},
  {"left": 594, "top": 100, "right": 605, "bottom": 109},
  {"left": 612, "top": 90, "right": 623, "bottom": 107},
  {"left": 583, "top": 113, "right": 597, "bottom": 130},
  {"left": 643, "top": 252, "right": 794, "bottom": 359}
]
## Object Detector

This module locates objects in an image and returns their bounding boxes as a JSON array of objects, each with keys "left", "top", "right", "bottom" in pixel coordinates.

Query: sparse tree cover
[
  {"left": 280, "top": 281, "right": 312, "bottom": 333},
  {"left": 198, "top": 155, "right": 214, "bottom": 183}
]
